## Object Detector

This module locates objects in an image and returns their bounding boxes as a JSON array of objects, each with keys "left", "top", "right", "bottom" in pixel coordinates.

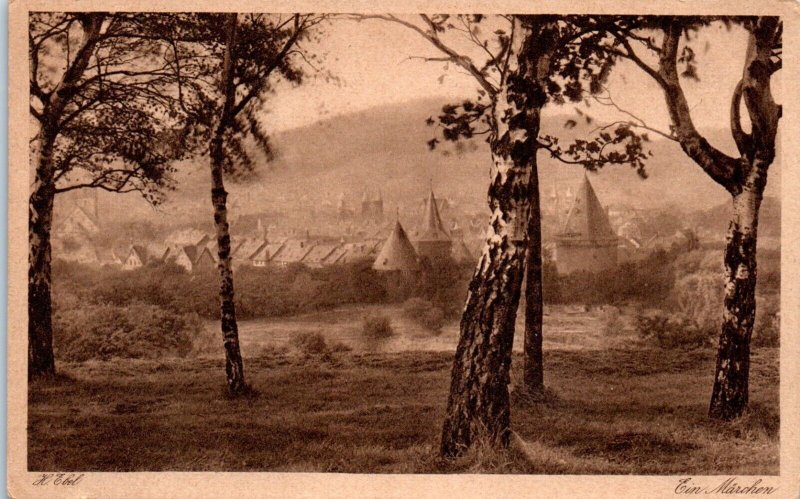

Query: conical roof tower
[
  {"left": 554, "top": 174, "right": 618, "bottom": 274},
  {"left": 418, "top": 189, "right": 450, "bottom": 242},
  {"left": 373, "top": 219, "right": 420, "bottom": 271},
  {"left": 558, "top": 174, "right": 616, "bottom": 242}
]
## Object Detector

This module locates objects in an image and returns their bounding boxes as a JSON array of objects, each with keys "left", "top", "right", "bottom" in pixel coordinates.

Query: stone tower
[
  {"left": 554, "top": 174, "right": 618, "bottom": 274},
  {"left": 415, "top": 189, "right": 451, "bottom": 261}
]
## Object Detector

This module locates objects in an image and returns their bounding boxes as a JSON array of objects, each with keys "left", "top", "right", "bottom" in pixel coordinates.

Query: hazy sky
[{"left": 262, "top": 16, "right": 775, "bottom": 152}]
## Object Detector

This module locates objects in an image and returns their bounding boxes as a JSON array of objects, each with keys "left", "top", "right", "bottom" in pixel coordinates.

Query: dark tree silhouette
[
  {"left": 185, "top": 13, "right": 324, "bottom": 395},
  {"left": 28, "top": 13, "right": 204, "bottom": 378}
]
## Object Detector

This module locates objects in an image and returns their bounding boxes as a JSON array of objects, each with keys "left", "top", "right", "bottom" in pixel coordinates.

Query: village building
[
  {"left": 414, "top": 189, "right": 452, "bottom": 261},
  {"left": 165, "top": 244, "right": 218, "bottom": 273},
  {"left": 373, "top": 220, "right": 420, "bottom": 272},
  {"left": 231, "top": 238, "right": 267, "bottom": 268},
  {"left": 361, "top": 189, "right": 384, "bottom": 224},
  {"left": 303, "top": 243, "right": 343, "bottom": 268},
  {"left": 554, "top": 175, "right": 618, "bottom": 274},
  {"left": 271, "top": 239, "right": 314, "bottom": 266},
  {"left": 248, "top": 241, "right": 286, "bottom": 267}
]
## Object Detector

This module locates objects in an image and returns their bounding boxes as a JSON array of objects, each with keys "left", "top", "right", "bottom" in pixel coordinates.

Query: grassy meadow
[{"left": 28, "top": 341, "right": 778, "bottom": 474}]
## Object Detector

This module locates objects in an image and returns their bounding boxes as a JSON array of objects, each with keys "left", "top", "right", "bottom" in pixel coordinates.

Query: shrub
[
  {"left": 362, "top": 314, "right": 394, "bottom": 339},
  {"left": 402, "top": 297, "right": 445, "bottom": 333},
  {"left": 753, "top": 294, "right": 780, "bottom": 347},
  {"left": 672, "top": 272, "right": 724, "bottom": 333},
  {"left": 600, "top": 306, "right": 624, "bottom": 336},
  {"left": 290, "top": 331, "right": 329, "bottom": 356},
  {"left": 53, "top": 302, "right": 203, "bottom": 361},
  {"left": 634, "top": 310, "right": 715, "bottom": 349}
]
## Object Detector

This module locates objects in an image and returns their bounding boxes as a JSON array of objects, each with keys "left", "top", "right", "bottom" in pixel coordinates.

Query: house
[
  {"left": 271, "top": 239, "right": 314, "bottom": 266},
  {"left": 122, "top": 245, "right": 150, "bottom": 270},
  {"left": 322, "top": 245, "right": 349, "bottom": 266},
  {"left": 338, "top": 240, "right": 382, "bottom": 264},
  {"left": 167, "top": 244, "right": 218, "bottom": 273},
  {"left": 554, "top": 174, "right": 618, "bottom": 274},
  {"left": 303, "top": 243, "right": 343, "bottom": 268},
  {"left": 232, "top": 238, "right": 267, "bottom": 268},
  {"left": 249, "top": 241, "right": 286, "bottom": 267}
]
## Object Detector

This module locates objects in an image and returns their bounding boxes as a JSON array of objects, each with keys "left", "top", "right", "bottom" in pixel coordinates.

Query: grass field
[{"left": 28, "top": 345, "right": 778, "bottom": 474}]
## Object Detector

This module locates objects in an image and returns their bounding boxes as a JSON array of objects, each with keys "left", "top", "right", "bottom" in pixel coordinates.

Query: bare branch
[{"left": 350, "top": 14, "right": 497, "bottom": 97}]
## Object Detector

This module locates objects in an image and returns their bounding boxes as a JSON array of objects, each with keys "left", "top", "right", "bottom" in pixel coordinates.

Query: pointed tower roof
[
  {"left": 372, "top": 220, "right": 420, "bottom": 271},
  {"left": 451, "top": 238, "right": 475, "bottom": 263},
  {"left": 558, "top": 174, "right": 616, "bottom": 242},
  {"left": 417, "top": 189, "right": 451, "bottom": 242}
]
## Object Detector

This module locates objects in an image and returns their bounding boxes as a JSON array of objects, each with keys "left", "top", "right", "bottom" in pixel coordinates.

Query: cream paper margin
[{"left": 7, "top": 1, "right": 800, "bottom": 497}]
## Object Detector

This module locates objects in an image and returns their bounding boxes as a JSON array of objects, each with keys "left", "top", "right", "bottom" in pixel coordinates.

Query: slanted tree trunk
[
  {"left": 709, "top": 163, "right": 767, "bottom": 419},
  {"left": 210, "top": 14, "right": 247, "bottom": 396},
  {"left": 440, "top": 17, "right": 551, "bottom": 457},
  {"left": 522, "top": 163, "right": 544, "bottom": 395},
  {"left": 648, "top": 17, "right": 780, "bottom": 420},
  {"left": 28, "top": 130, "right": 58, "bottom": 379},
  {"left": 27, "top": 15, "right": 105, "bottom": 379}
]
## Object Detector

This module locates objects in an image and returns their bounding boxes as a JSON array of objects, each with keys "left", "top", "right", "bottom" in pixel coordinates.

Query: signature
[
  {"left": 32, "top": 473, "right": 85, "bottom": 486},
  {"left": 676, "top": 477, "right": 777, "bottom": 495}
]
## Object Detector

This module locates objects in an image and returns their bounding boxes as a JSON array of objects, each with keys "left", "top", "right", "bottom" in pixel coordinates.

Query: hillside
[{"left": 60, "top": 97, "right": 782, "bottom": 236}]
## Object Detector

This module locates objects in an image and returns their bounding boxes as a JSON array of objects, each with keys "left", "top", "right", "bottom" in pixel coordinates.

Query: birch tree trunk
[
  {"left": 28, "top": 130, "right": 57, "bottom": 379},
  {"left": 440, "top": 18, "right": 550, "bottom": 457},
  {"left": 211, "top": 14, "right": 247, "bottom": 395},
  {"left": 649, "top": 18, "right": 780, "bottom": 420},
  {"left": 709, "top": 163, "right": 767, "bottom": 419}
]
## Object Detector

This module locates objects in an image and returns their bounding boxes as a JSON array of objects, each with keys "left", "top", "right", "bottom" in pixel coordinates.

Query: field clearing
[
  {"left": 29, "top": 337, "right": 778, "bottom": 474},
  {"left": 224, "top": 304, "right": 632, "bottom": 355}
]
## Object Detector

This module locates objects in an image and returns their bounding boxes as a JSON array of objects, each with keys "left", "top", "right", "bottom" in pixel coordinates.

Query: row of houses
[{"left": 111, "top": 235, "right": 389, "bottom": 273}]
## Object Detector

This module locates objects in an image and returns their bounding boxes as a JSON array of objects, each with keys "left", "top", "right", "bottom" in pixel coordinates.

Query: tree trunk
[
  {"left": 210, "top": 14, "right": 247, "bottom": 396},
  {"left": 522, "top": 161, "right": 544, "bottom": 394},
  {"left": 209, "top": 135, "right": 247, "bottom": 395},
  {"left": 709, "top": 164, "right": 766, "bottom": 420},
  {"left": 440, "top": 18, "right": 546, "bottom": 457},
  {"left": 28, "top": 133, "right": 57, "bottom": 379}
]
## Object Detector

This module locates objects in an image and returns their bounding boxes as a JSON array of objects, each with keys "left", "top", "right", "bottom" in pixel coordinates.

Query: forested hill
[{"left": 69, "top": 96, "right": 782, "bottom": 233}]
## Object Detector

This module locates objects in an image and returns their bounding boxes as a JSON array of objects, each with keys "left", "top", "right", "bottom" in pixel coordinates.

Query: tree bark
[
  {"left": 648, "top": 17, "right": 780, "bottom": 421},
  {"left": 28, "top": 131, "right": 57, "bottom": 379},
  {"left": 440, "top": 17, "right": 549, "bottom": 457},
  {"left": 522, "top": 162, "right": 544, "bottom": 394},
  {"left": 28, "top": 14, "right": 105, "bottom": 379},
  {"left": 709, "top": 163, "right": 767, "bottom": 419},
  {"left": 210, "top": 14, "right": 247, "bottom": 396}
]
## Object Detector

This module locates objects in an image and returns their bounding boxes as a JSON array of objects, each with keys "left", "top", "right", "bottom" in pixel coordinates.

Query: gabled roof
[
  {"left": 417, "top": 189, "right": 450, "bottom": 242},
  {"left": 271, "top": 239, "right": 313, "bottom": 264},
  {"left": 146, "top": 243, "right": 171, "bottom": 262},
  {"left": 251, "top": 241, "right": 286, "bottom": 262},
  {"left": 303, "top": 243, "right": 341, "bottom": 265},
  {"left": 373, "top": 221, "right": 420, "bottom": 271},
  {"left": 558, "top": 175, "right": 617, "bottom": 242},
  {"left": 323, "top": 246, "right": 349, "bottom": 265},
  {"left": 233, "top": 238, "right": 267, "bottom": 260}
]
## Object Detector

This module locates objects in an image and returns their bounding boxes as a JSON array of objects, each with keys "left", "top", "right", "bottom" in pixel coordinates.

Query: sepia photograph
[{"left": 7, "top": 1, "right": 800, "bottom": 497}]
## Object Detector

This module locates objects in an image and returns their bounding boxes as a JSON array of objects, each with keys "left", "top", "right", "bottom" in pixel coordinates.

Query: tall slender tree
[
  {"left": 599, "top": 16, "right": 782, "bottom": 419},
  {"left": 193, "top": 13, "right": 323, "bottom": 395},
  {"left": 362, "top": 14, "right": 650, "bottom": 456},
  {"left": 28, "top": 13, "right": 203, "bottom": 378}
]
